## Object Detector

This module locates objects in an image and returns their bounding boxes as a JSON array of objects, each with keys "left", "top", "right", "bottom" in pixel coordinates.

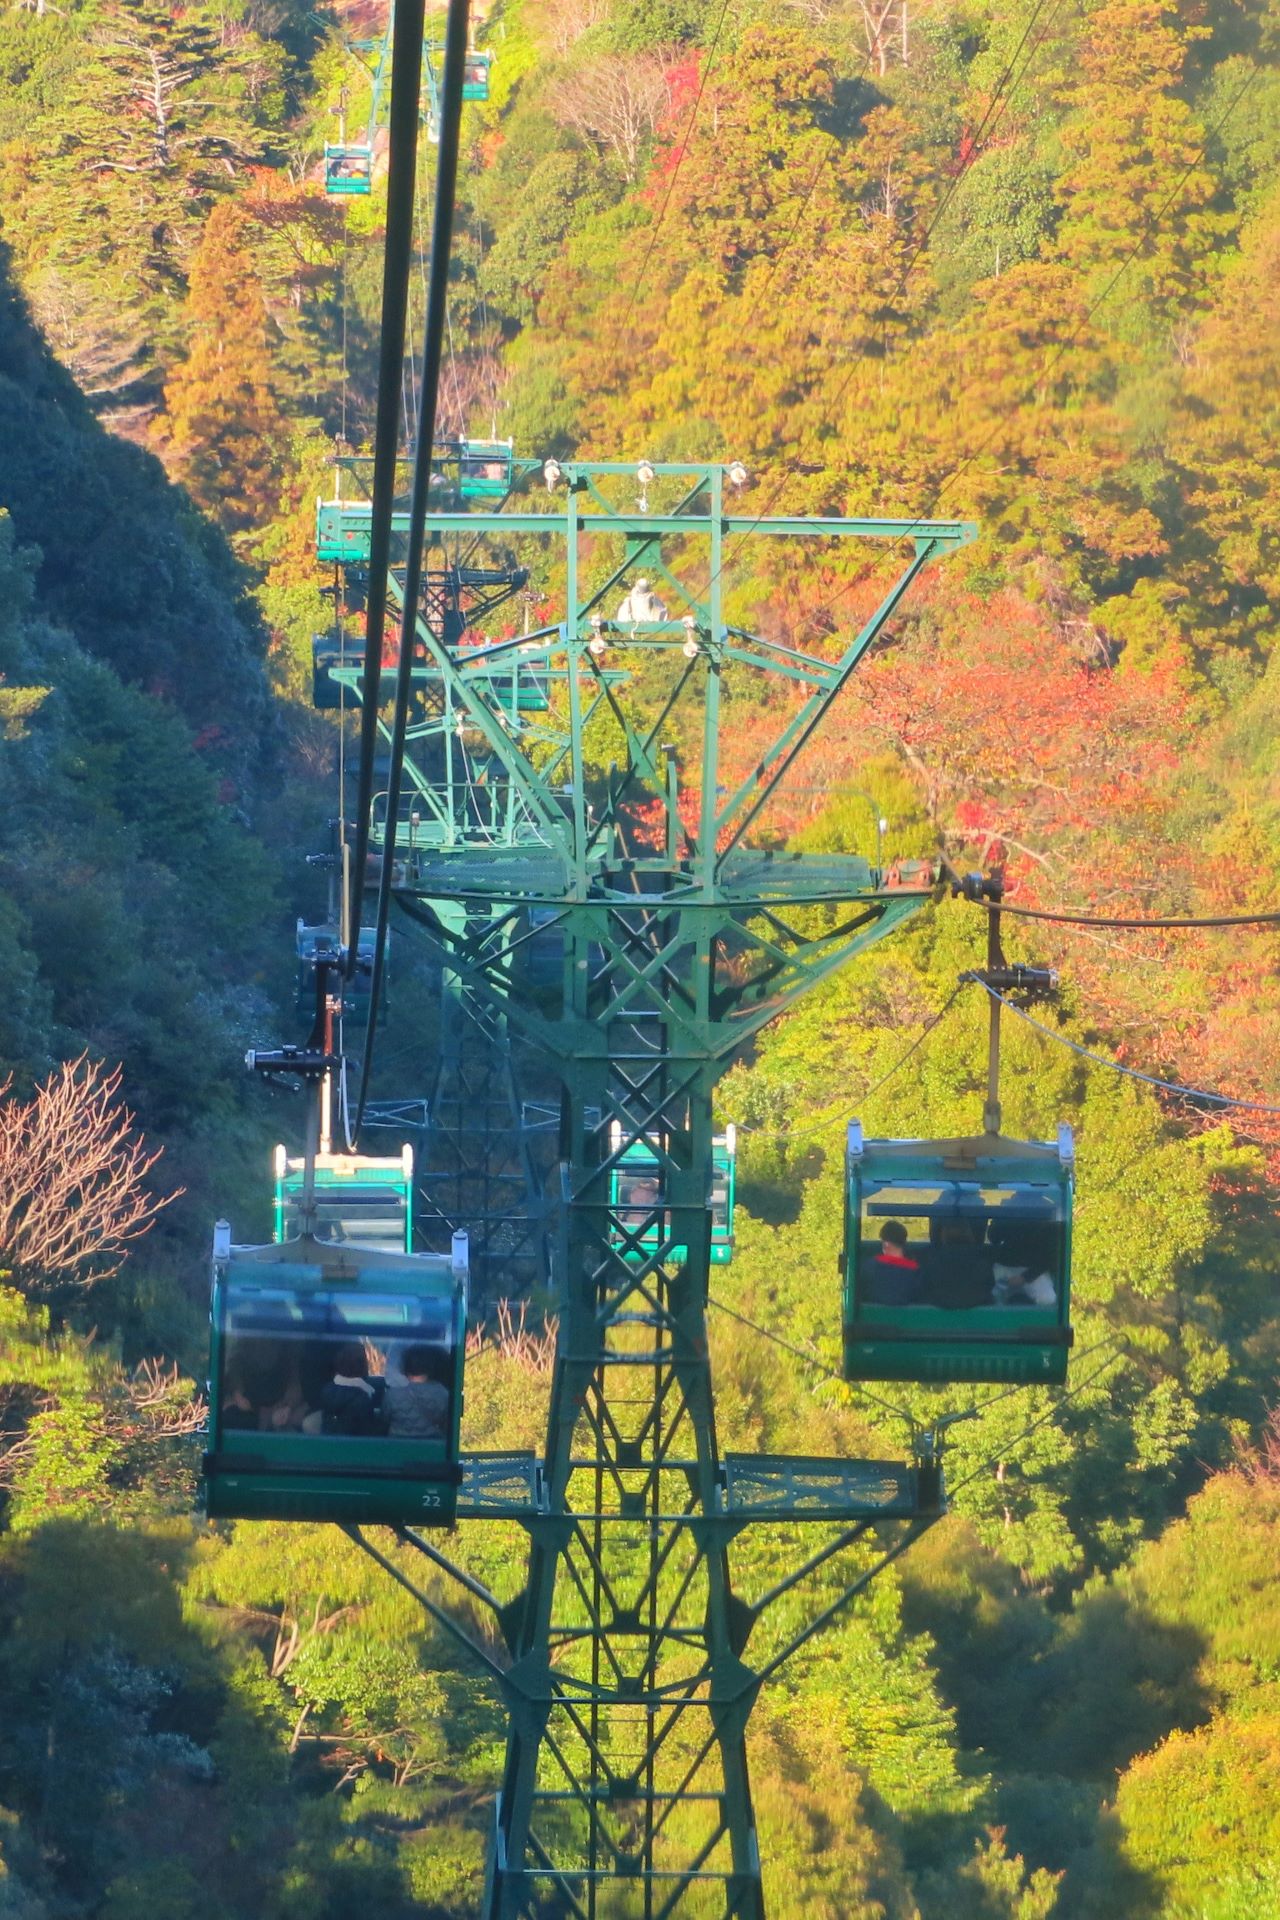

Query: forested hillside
[{"left": 1, "top": 0, "right": 1279, "bottom": 1909}]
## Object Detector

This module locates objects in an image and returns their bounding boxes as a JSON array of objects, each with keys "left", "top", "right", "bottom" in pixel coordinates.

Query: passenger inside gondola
[
  {"left": 863, "top": 1220, "right": 924, "bottom": 1304},
  {"left": 927, "top": 1218, "right": 993, "bottom": 1308},
  {"left": 221, "top": 1351, "right": 260, "bottom": 1430},
  {"left": 222, "top": 1341, "right": 298, "bottom": 1429},
  {"left": 860, "top": 1184, "right": 1064, "bottom": 1313},
  {"left": 618, "top": 1172, "right": 661, "bottom": 1222},
  {"left": 217, "top": 1285, "right": 457, "bottom": 1444},
  {"left": 386, "top": 1344, "right": 450, "bottom": 1437},
  {"left": 989, "top": 1208, "right": 1058, "bottom": 1304},
  {"left": 318, "top": 1341, "right": 388, "bottom": 1435}
]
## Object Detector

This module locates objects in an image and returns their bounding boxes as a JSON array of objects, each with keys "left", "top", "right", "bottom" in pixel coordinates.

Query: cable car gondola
[
  {"left": 454, "top": 439, "right": 514, "bottom": 500},
  {"left": 462, "top": 49, "right": 492, "bottom": 99},
  {"left": 609, "top": 1124, "right": 737, "bottom": 1266},
  {"left": 204, "top": 1218, "right": 469, "bottom": 1526},
  {"left": 324, "top": 143, "right": 373, "bottom": 195},
  {"left": 841, "top": 1123, "right": 1074, "bottom": 1384},
  {"left": 273, "top": 1143, "right": 414, "bottom": 1251}
]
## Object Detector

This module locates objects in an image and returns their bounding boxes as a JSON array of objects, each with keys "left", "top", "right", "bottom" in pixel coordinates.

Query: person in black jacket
[
  {"left": 863, "top": 1220, "right": 925, "bottom": 1305},
  {"left": 319, "top": 1341, "right": 389, "bottom": 1436}
]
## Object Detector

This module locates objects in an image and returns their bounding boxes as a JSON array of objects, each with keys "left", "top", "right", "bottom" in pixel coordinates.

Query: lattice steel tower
[{"left": 325, "top": 459, "right": 975, "bottom": 1914}]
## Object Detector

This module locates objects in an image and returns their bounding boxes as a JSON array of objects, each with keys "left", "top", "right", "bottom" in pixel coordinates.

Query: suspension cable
[
  {"left": 613, "top": 0, "right": 733, "bottom": 350},
  {"left": 706, "top": 1292, "right": 914, "bottom": 1428},
  {"left": 979, "top": 983, "right": 1280, "bottom": 1115},
  {"left": 945, "top": 1337, "right": 1129, "bottom": 1496},
  {"left": 708, "top": 1293, "right": 1126, "bottom": 1450},
  {"left": 731, "top": 984, "right": 964, "bottom": 1140},
  {"left": 760, "top": 54, "right": 1264, "bottom": 658},
  {"left": 354, "top": 0, "right": 472, "bottom": 1135},
  {"left": 715, "top": 0, "right": 1066, "bottom": 580},
  {"left": 345, "top": 0, "right": 429, "bottom": 983},
  {"left": 928, "top": 59, "right": 1263, "bottom": 518},
  {"left": 970, "top": 897, "right": 1280, "bottom": 932}
]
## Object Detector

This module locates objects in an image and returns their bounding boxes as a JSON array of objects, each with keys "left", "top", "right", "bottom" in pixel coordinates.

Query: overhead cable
[
  {"left": 706, "top": 1291, "right": 913, "bottom": 1428},
  {"left": 945, "top": 1338, "right": 1128, "bottom": 1496},
  {"left": 732, "top": 983, "right": 964, "bottom": 1140},
  {"left": 930, "top": 58, "right": 1263, "bottom": 516},
  {"left": 613, "top": 0, "right": 734, "bottom": 348},
  {"left": 971, "top": 897, "right": 1280, "bottom": 932},
  {"left": 355, "top": 0, "right": 473, "bottom": 1133},
  {"left": 980, "top": 984, "right": 1280, "bottom": 1115},
  {"left": 782, "top": 55, "right": 1264, "bottom": 654},
  {"left": 722, "top": 0, "right": 1066, "bottom": 568},
  {"left": 707, "top": 1295, "right": 1124, "bottom": 1444},
  {"left": 345, "top": 0, "right": 429, "bottom": 979}
]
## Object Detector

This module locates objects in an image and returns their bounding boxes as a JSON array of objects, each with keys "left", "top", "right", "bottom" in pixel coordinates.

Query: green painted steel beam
[{"left": 317, "top": 496, "right": 976, "bottom": 563}]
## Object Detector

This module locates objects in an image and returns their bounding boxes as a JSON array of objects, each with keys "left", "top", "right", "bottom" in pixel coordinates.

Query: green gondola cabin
[
  {"left": 204, "top": 1194, "right": 469, "bottom": 1525},
  {"left": 462, "top": 49, "right": 492, "bottom": 98},
  {"left": 609, "top": 1124, "right": 737, "bottom": 1266},
  {"left": 272, "top": 1144, "right": 414, "bottom": 1250},
  {"left": 454, "top": 439, "right": 513, "bottom": 500},
  {"left": 324, "top": 143, "right": 373, "bottom": 195},
  {"left": 842, "top": 1122, "right": 1074, "bottom": 1384}
]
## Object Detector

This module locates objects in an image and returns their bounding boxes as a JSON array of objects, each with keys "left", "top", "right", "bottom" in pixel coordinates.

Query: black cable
[
  {"left": 706, "top": 1292, "right": 914, "bottom": 1428},
  {"left": 979, "top": 984, "right": 1280, "bottom": 1115},
  {"left": 355, "top": 0, "right": 472, "bottom": 1135},
  {"left": 346, "top": 0, "right": 428, "bottom": 980},
  {"left": 708, "top": 1297, "right": 1124, "bottom": 1450},
  {"left": 613, "top": 0, "right": 733, "bottom": 350},
  {"left": 718, "top": 0, "right": 1065, "bottom": 571},
  {"left": 732, "top": 983, "right": 964, "bottom": 1141},
  {"left": 872, "top": 0, "right": 1068, "bottom": 337},
  {"left": 945, "top": 1338, "right": 1128, "bottom": 1496},
  {"left": 929, "top": 59, "right": 1262, "bottom": 518},
  {"left": 754, "top": 51, "right": 1263, "bottom": 660},
  {"left": 970, "top": 897, "right": 1280, "bottom": 932}
]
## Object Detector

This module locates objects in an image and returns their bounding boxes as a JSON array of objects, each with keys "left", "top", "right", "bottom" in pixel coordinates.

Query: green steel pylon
[{"left": 338, "top": 460, "right": 975, "bottom": 1914}]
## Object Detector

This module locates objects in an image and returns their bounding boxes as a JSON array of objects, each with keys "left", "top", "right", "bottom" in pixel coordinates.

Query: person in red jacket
[{"left": 864, "top": 1219, "right": 924, "bottom": 1305}]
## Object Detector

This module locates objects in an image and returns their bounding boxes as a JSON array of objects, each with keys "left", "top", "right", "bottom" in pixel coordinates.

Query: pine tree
[
  {"left": 0, "top": 0, "right": 284, "bottom": 426},
  {"left": 1173, "top": 199, "right": 1280, "bottom": 619},
  {"left": 161, "top": 202, "right": 287, "bottom": 536},
  {"left": 1052, "top": 0, "right": 1230, "bottom": 326}
]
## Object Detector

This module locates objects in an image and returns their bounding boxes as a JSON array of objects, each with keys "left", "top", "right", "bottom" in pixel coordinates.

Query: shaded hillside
[
  {"left": 0, "top": 242, "right": 274, "bottom": 761},
  {"left": 0, "top": 249, "right": 305, "bottom": 1352}
]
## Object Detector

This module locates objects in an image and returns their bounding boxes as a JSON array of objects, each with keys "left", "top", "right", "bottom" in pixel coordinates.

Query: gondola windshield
[
  {"left": 859, "top": 1179, "right": 1063, "bottom": 1311},
  {"left": 220, "top": 1277, "right": 455, "bottom": 1441},
  {"left": 273, "top": 1148, "right": 413, "bottom": 1252}
]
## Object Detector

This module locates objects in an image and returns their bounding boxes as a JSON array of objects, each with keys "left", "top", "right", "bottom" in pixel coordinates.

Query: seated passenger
[
  {"left": 318, "top": 1341, "right": 389, "bottom": 1436},
  {"left": 620, "top": 1176, "right": 660, "bottom": 1223},
  {"left": 928, "top": 1219, "right": 994, "bottom": 1309},
  {"left": 992, "top": 1260, "right": 1057, "bottom": 1307},
  {"left": 261, "top": 1352, "right": 310, "bottom": 1432},
  {"left": 862, "top": 1220, "right": 924, "bottom": 1305},
  {"left": 229, "top": 1343, "right": 291, "bottom": 1430},
  {"left": 386, "top": 1344, "right": 450, "bottom": 1438},
  {"left": 221, "top": 1362, "right": 257, "bottom": 1432},
  {"left": 990, "top": 1221, "right": 1057, "bottom": 1306}
]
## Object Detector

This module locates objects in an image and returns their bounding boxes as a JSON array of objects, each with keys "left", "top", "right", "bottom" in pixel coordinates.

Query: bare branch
[
  {"left": 0, "top": 1056, "right": 178, "bottom": 1292},
  {"left": 547, "top": 51, "right": 676, "bottom": 183}
]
